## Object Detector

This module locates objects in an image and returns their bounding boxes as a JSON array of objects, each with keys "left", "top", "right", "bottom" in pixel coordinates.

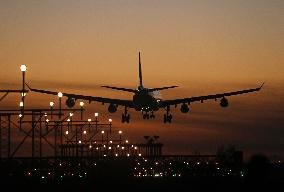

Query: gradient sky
[{"left": 0, "top": 0, "right": 283, "bottom": 160}]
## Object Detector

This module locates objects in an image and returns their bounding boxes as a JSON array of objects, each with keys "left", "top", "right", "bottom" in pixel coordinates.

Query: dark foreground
[{"left": 1, "top": 156, "right": 283, "bottom": 192}]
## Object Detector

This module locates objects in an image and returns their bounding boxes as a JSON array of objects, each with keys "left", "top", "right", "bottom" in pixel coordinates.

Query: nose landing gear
[{"left": 142, "top": 111, "right": 155, "bottom": 120}]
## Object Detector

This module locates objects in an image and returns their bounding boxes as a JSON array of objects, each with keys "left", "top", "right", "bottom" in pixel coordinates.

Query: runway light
[
  {"left": 46, "top": 119, "right": 49, "bottom": 123},
  {"left": 94, "top": 112, "right": 98, "bottom": 117},
  {"left": 69, "top": 113, "right": 73, "bottom": 117},
  {"left": 19, "top": 114, "right": 22, "bottom": 118},
  {"left": 138, "top": 153, "right": 142, "bottom": 156},
  {"left": 115, "top": 154, "right": 118, "bottom": 157},
  {"left": 109, "top": 140, "right": 112, "bottom": 143},
  {"left": 88, "top": 118, "right": 91, "bottom": 122},
  {"left": 67, "top": 119, "right": 70, "bottom": 122},
  {"left": 21, "top": 93, "right": 26, "bottom": 97},
  {"left": 117, "top": 145, "right": 120, "bottom": 148},
  {"left": 80, "top": 101, "right": 84, "bottom": 107},
  {"left": 101, "top": 131, "right": 104, "bottom": 134},
  {"left": 119, "top": 130, "right": 122, "bottom": 134},
  {"left": 125, "top": 140, "right": 129, "bottom": 143},
  {"left": 44, "top": 113, "right": 47, "bottom": 117},
  {"left": 89, "top": 145, "right": 92, "bottom": 149},
  {"left": 134, "top": 146, "right": 137, "bottom": 150},
  {"left": 58, "top": 92, "right": 63, "bottom": 98},
  {"left": 83, "top": 130, "right": 87, "bottom": 134},
  {"left": 19, "top": 101, "right": 24, "bottom": 107},
  {"left": 108, "top": 146, "right": 111, "bottom": 150},
  {"left": 127, "top": 153, "right": 130, "bottom": 157},
  {"left": 78, "top": 140, "right": 82, "bottom": 144},
  {"left": 65, "top": 131, "right": 69, "bottom": 135},
  {"left": 50, "top": 102, "right": 54, "bottom": 107},
  {"left": 108, "top": 118, "right": 112, "bottom": 122},
  {"left": 20, "top": 64, "right": 27, "bottom": 72}
]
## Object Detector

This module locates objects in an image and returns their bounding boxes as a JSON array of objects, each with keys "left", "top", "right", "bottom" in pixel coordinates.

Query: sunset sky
[{"left": 0, "top": 0, "right": 283, "bottom": 160}]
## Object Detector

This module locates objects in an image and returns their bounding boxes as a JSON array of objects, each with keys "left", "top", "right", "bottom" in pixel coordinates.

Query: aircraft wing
[
  {"left": 160, "top": 83, "right": 264, "bottom": 107},
  {"left": 26, "top": 85, "right": 134, "bottom": 108}
]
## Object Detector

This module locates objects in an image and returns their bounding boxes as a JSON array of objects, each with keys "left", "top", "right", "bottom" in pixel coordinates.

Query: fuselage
[{"left": 132, "top": 87, "right": 161, "bottom": 112}]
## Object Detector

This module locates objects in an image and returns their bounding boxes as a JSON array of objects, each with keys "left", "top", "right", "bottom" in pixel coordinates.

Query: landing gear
[
  {"left": 142, "top": 111, "right": 155, "bottom": 120},
  {"left": 164, "top": 106, "right": 172, "bottom": 123},
  {"left": 121, "top": 107, "right": 130, "bottom": 123}
]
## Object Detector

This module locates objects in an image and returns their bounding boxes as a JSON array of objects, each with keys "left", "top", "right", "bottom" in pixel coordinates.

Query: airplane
[{"left": 26, "top": 52, "right": 264, "bottom": 123}]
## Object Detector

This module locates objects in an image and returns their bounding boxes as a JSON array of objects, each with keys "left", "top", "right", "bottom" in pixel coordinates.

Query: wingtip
[
  {"left": 260, "top": 82, "right": 265, "bottom": 88},
  {"left": 258, "top": 82, "right": 265, "bottom": 90}
]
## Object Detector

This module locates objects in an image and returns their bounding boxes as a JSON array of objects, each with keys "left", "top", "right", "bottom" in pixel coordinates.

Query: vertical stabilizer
[{"left": 139, "top": 52, "right": 143, "bottom": 87}]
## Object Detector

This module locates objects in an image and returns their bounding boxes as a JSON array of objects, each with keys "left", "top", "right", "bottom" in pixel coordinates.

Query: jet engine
[
  {"left": 220, "top": 97, "right": 229, "bottom": 108},
  {"left": 180, "top": 103, "right": 189, "bottom": 113},
  {"left": 108, "top": 103, "right": 117, "bottom": 113},
  {"left": 66, "top": 97, "right": 76, "bottom": 108}
]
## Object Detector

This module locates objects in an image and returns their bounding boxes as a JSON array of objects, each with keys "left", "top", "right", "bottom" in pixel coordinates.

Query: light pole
[
  {"left": 119, "top": 130, "right": 122, "bottom": 144},
  {"left": 95, "top": 112, "right": 98, "bottom": 131},
  {"left": 108, "top": 118, "right": 112, "bottom": 133},
  {"left": 20, "top": 65, "right": 26, "bottom": 114},
  {"left": 50, "top": 101, "right": 54, "bottom": 119},
  {"left": 80, "top": 101, "right": 84, "bottom": 120},
  {"left": 58, "top": 92, "right": 63, "bottom": 119},
  {"left": 101, "top": 130, "right": 104, "bottom": 143}
]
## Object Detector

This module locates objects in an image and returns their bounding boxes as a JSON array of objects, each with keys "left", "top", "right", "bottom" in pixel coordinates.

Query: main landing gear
[
  {"left": 142, "top": 111, "right": 155, "bottom": 120},
  {"left": 164, "top": 106, "right": 172, "bottom": 123},
  {"left": 122, "top": 107, "right": 130, "bottom": 123}
]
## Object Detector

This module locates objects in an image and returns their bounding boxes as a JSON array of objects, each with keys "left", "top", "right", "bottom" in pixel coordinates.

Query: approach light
[
  {"left": 67, "top": 119, "right": 70, "bottom": 122},
  {"left": 83, "top": 130, "right": 87, "bottom": 134},
  {"left": 94, "top": 112, "right": 98, "bottom": 117},
  {"left": 101, "top": 131, "right": 104, "bottom": 134},
  {"left": 80, "top": 101, "right": 84, "bottom": 107},
  {"left": 65, "top": 131, "right": 69, "bottom": 135},
  {"left": 20, "top": 64, "right": 27, "bottom": 72},
  {"left": 50, "top": 102, "right": 54, "bottom": 107},
  {"left": 21, "top": 93, "right": 26, "bottom": 97},
  {"left": 125, "top": 140, "right": 129, "bottom": 143},
  {"left": 69, "top": 113, "right": 73, "bottom": 117},
  {"left": 19, "top": 114, "right": 22, "bottom": 118},
  {"left": 58, "top": 92, "right": 63, "bottom": 98},
  {"left": 19, "top": 101, "right": 24, "bottom": 107},
  {"left": 46, "top": 119, "right": 49, "bottom": 123},
  {"left": 108, "top": 118, "right": 112, "bottom": 122},
  {"left": 78, "top": 140, "right": 81, "bottom": 144},
  {"left": 119, "top": 130, "right": 122, "bottom": 134},
  {"left": 88, "top": 118, "right": 91, "bottom": 122}
]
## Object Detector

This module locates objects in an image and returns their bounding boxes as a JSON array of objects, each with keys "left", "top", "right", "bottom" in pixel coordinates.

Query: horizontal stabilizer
[{"left": 101, "top": 86, "right": 136, "bottom": 93}]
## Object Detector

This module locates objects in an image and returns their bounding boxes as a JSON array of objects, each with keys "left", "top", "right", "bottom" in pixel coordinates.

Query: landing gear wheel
[{"left": 121, "top": 107, "right": 130, "bottom": 123}]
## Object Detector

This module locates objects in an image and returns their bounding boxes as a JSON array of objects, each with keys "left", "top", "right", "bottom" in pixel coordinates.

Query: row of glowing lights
[
  {"left": 64, "top": 129, "right": 121, "bottom": 136},
  {"left": 19, "top": 111, "right": 113, "bottom": 123}
]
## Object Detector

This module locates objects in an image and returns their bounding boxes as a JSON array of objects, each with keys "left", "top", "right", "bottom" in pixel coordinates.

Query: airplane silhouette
[{"left": 26, "top": 52, "right": 264, "bottom": 123}]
